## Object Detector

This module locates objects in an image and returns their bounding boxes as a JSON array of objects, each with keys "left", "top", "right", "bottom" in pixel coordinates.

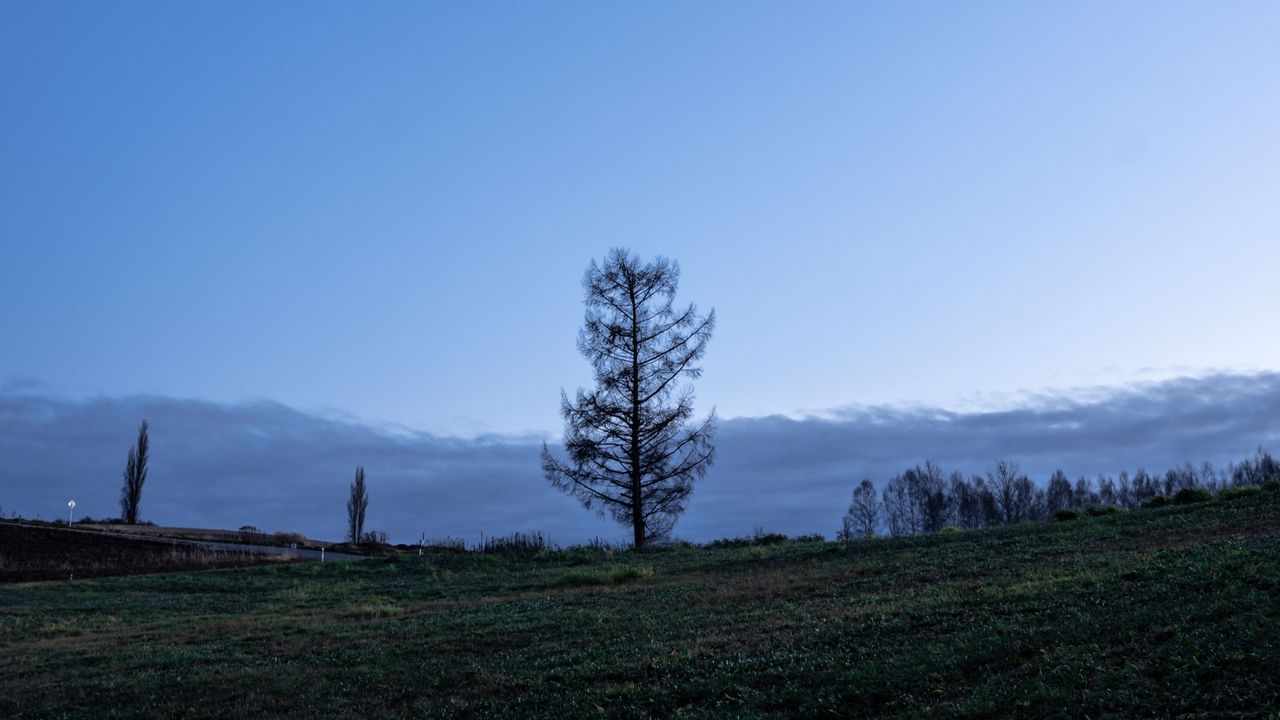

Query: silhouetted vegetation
[
  {"left": 542, "top": 249, "right": 716, "bottom": 548},
  {"left": 1172, "top": 487, "right": 1213, "bottom": 505},
  {"left": 842, "top": 447, "right": 1279, "bottom": 538},
  {"left": 118, "top": 420, "right": 149, "bottom": 524},
  {"left": 480, "top": 531, "right": 548, "bottom": 555},
  {"left": 839, "top": 478, "right": 879, "bottom": 540},
  {"left": 346, "top": 466, "right": 368, "bottom": 544},
  {"left": 707, "top": 528, "right": 790, "bottom": 548}
]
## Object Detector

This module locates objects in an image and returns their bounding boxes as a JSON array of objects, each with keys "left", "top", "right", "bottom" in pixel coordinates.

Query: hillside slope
[{"left": 3, "top": 493, "right": 1278, "bottom": 718}]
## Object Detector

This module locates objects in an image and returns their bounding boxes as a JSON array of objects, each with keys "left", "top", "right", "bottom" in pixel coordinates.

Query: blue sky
[{"left": 2, "top": 3, "right": 1279, "bottom": 539}]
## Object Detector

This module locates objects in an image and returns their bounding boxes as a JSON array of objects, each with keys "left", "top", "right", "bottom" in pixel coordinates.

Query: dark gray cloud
[{"left": 2, "top": 372, "right": 1278, "bottom": 544}]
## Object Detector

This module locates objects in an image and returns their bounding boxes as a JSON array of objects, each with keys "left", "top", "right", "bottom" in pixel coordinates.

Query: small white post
[
  {"left": 320, "top": 547, "right": 325, "bottom": 562},
  {"left": 67, "top": 499, "right": 76, "bottom": 526}
]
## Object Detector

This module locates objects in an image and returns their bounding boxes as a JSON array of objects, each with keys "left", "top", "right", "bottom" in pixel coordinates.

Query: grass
[{"left": 2, "top": 493, "right": 1279, "bottom": 718}]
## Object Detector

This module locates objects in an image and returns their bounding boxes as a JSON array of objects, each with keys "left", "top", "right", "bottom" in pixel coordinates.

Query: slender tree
[
  {"left": 119, "top": 420, "right": 149, "bottom": 524},
  {"left": 950, "top": 472, "right": 984, "bottom": 529},
  {"left": 882, "top": 474, "right": 911, "bottom": 536},
  {"left": 914, "top": 460, "right": 951, "bottom": 533},
  {"left": 1045, "top": 470, "right": 1073, "bottom": 513},
  {"left": 987, "top": 459, "right": 1035, "bottom": 525},
  {"left": 542, "top": 249, "right": 716, "bottom": 548},
  {"left": 1074, "top": 475, "right": 1099, "bottom": 508},
  {"left": 841, "top": 478, "right": 880, "bottom": 539},
  {"left": 347, "top": 466, "right": 368, "bottom": 544}
]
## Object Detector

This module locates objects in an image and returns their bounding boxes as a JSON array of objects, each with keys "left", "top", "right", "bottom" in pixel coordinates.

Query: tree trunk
[{"left": 629, "top": 281, "right": 645, "bottom": 548}]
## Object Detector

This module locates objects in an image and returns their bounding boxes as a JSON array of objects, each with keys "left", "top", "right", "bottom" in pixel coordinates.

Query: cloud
[{"left": 2, "top": 372, "right": 1278, "bottom": 544}]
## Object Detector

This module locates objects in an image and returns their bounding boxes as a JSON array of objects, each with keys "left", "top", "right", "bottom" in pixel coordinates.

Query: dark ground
[
  {"left": 0, "top": 523, "right": 299, "bottom": 582},
  {"left": 3, "top": 492, "right": 1279, "bottom": 717}
]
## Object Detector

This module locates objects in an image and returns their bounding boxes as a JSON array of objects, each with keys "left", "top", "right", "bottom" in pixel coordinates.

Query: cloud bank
[{"left": 2, "top": 372, "right": 1278, "bottom": 544}]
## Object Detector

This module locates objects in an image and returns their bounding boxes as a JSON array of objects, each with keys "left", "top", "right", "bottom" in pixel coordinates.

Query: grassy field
[{"left": 3, "top": 493, "right": 1278, "bottom": 719}]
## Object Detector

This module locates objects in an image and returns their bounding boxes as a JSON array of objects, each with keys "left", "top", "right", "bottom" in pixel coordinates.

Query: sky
[{"left": 2, "top": 3, "right": 1279, "bottom": 542}]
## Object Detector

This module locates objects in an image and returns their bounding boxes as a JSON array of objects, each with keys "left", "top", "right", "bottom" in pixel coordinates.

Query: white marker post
[{"left": 67, "top": 499, "right": 76, "bottom": 526}]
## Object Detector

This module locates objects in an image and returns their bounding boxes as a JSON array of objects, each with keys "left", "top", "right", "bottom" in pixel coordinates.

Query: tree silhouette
[
  {"left": 542, "top": 249, "right": 716, "bottom": 548},
  {"left": 119, "top": 420, "right": 149, "bottom": 524},
  {"left": 347, "top": 466, "right": 368, "bottom": 544},
  {"left": 1045, "top": 469, "right": 1073, "bottom": 514},
  {"left": 988, "top": 459, "right": 1035, "bottom": 525},
  {"left": 841, "top": 479, "right": 880, "bottom": 539}
]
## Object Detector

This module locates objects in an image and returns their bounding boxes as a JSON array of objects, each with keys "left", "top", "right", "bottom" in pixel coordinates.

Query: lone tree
[
  {"left": 347, "top": 466, "right": 368, "bottom": 544},
  {"left": 119, "top": 420, "right": 149, "bottom": 524},
  {"left": 542, "top": 248, "right": 716, "bottom": 548}
]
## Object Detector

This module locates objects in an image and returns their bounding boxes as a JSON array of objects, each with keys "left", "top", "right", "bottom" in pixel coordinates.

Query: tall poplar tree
[
  {"left": 347, "top": 466, "right": 368, "bottom": 544},
  {"left": 119, "top": 420, "right": 149, "bottom": 524}
]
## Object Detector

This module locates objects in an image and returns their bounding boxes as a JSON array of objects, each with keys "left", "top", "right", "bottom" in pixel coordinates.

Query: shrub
[
  {"left": 273, "top": 531, "right": 306, "bottom": 545},
  {"left": 1086, "top": 505, "right": 1118, "bottom": 516},
  {"left": 1171, "top": 487, "right": 1213, "bottom": 505},
  {"left": 708, "top": 530, "right": 788, "bottom": 548},
  {"left": 1142, "top": 496, "right": 1169, "bottom": 509},
  {"left": 793, "top": 533, "right": 825, "bottom": 543},
  {"left": 482, "top": 531, "right": 548, "bottom": 555},
  {"left": 584, "top": 537, "right": 628, "bottom": 552},
  {"left": 1262, "top": 480, "right": 1280, "bottom": 492},
  {"left": 1218, "top": 485, "right": 1263, "bottom": 501},
  {"left": 1054, "top": 509, "right": 1080, "bottom": 522},
  {"left": 753, "top": 529, "right": 789, "bottom": 545}
]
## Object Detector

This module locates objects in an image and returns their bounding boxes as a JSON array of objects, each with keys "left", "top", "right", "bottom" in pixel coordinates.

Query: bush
[
  {"left": 754, "top": 530, "right": 789, "bottom": 545},
  {"left": 1218, "top": 485, "right": 1263, "bottom": 501},
  {"left": 1054, "top": 509, "right": 1080, "bottom": 522},
  {"left": 1142, "top": 496, "right": 1169, "bottom": 509},
  {"left": 482, "top": 531, "right": 548, "bottom": 555},
  {"left": 274, "top": 530, "right": 306, "bottom": 545},
  {"left": 583, "top": 537, "right": 629, "bottom": 552},
  {"left": 1087, "top": 505, "right": 1119, "bottom": 517},
  {"left": 1262, "top": 480, "right": 1280, "bottom": 492},
  {"left": 1171, "top": 487, "right": 1213, "bottom": 505},
  {"left": 793, "top": 533, "right": 825, "bottom": 543},
  {"left": 708, "top": 530, "right": 788, "bottom": 548}
]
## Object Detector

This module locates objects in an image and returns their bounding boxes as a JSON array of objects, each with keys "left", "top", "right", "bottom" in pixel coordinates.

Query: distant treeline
[{"left": 840, "top": 448, "right": 1280, "bottom": 539}]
